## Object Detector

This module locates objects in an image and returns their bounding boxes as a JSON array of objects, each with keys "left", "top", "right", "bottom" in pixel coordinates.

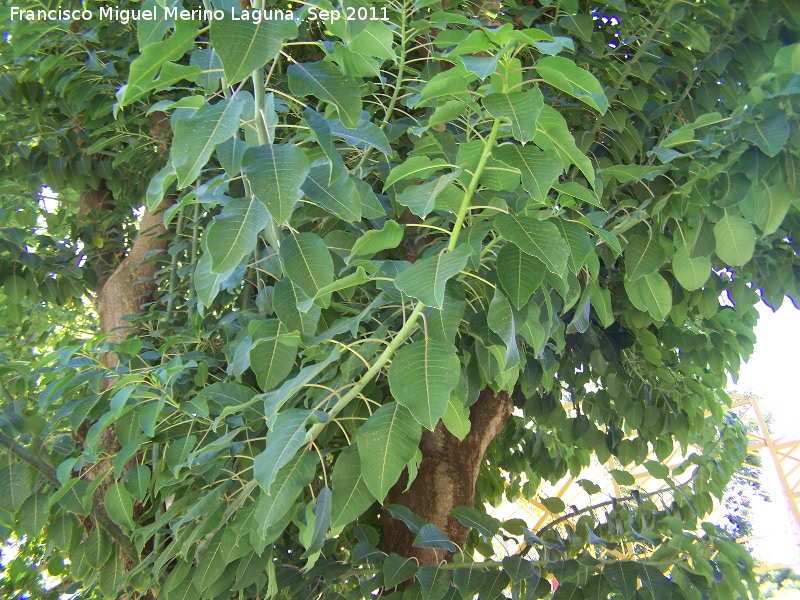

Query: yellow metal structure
[{"left": 492, "top": 393, "right": 800, "bottom": 568}]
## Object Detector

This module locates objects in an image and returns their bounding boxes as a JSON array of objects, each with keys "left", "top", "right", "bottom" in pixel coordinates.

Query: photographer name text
[{"left": 10, "top": 5, "right": 389, "bottom": 24}]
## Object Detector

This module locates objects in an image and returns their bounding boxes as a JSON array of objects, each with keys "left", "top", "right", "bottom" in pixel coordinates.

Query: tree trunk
[
  {"left": 383, "top": 388, "right": 514, "bottom": 566},
  {"left": 94, "top": 198, "right": 170, "bottom": 369},
  {"left": 77, "top": 189, "right": 171, "bottom": 587}
]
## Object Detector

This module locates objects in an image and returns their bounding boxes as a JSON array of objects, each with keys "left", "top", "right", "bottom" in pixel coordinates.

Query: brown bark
[
  {"left": 76, "top": 189, "right": 171, "bottom": 585},
  {"left": 383, "top": 388, "right": 514, "bottom": 566},
  {"left": 94, "top": 198, "right": 170, "bottom": 369}
]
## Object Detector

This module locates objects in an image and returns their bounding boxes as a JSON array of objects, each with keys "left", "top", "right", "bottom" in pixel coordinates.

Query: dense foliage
[{"left": 1, "top": 0, "right": 799, "bottom": 598}]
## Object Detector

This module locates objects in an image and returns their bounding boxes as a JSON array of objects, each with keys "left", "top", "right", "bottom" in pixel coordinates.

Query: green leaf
[
  {"left": 331, "top": 447, "right": 376, "bottom": 528},
  {"left": 625, "top": 232, "right": 666, "bottom": 280},
  {"left": 17, "top": 491, "right": 48, "bottom": 537},
  {"left": 413, "top": 523, "right": 458, "bottom": 552},
  {"left": 424, "top": 280, "right": 466, "bottom": 344},
  {"left": 273, "top": 278, "right": 321, "bottom": 337},
  {"left": 193, "top": 252, "right": 236, "bottom": 308},
  {"left": 482, "top": 89, "right": 544, "bottom": 143},
  {"left": 494, "top": 145, "right": 563, "bottom": 204},
  {"left": 215, "top": 136, "right": 247, "bottom": 179},
  {"left": 137, "top": 0, "right": 176, "bottom": 50},
  {"left": 541, "top": 496, "right": 566, "bottom": 513},
  {"left": 600, "top": 164, "right": 667, "bottom": 184},
  {"left": 146, "top": 163, "right": 177, "bottom": 211},
  {"left": 196, "top": 531, "right": 228, "bottom": 591},
  {"left": 552, "top": 581, "right": 585, "bottom": 599},
  {"left": 384, "top": 157, "right": 450, "bottom": 190},
  {"left": 442, "top": 394, "right": 470, "bottom": 441},
  {"left": 672, "top": 245, "right": 711, "bottom": 290},
  {"left": 350, "top": 220, "right": 404, "bottom": 260},
  {"left": 604, "top": 561, "right": 640, "bottom": 600},
  {"left": 124, "top": 465, "right": 151, "bottom": 502},
  {"left": 417, "top": 566, "right": 452, "bottom": 600},
  {"left": 714, "top": 213, "right": 756, "bottom": 266},
  {"left": 357, "top": 402, "right": 422, "bottom": 502},
  {"left": 385, "top": 504, "right": 427, "bottom": 534},
  {"left": 349, "top": 21, "right": 395, "bottom": 60},
  {"left": 394, "top": 244, "right": 472, "bottom": 309},
  {"left": 211, "top": 16, "right": 298, "bottom": 85},
  {"left": 487, "top": 290, "right": 521, "bottom": 368},
  {"left": 280, "top": 232, "right": 334, "bottom": 301},
  {"left": 0, "top": 463, "right": 32, "bottom": 512},
  {"left": 537, "top": 56, "right": 608, "bottom": 113},
  {"left": 535, "top": 105, "right": 595, "bottom": 184},
  {"left": 754, "top": 182, "right": 792, "bottom": 235},
  {"left": 250, "top": 328, "right": 299, "bottom": 393},
  {"left": 430, "top": 100, "right": 470, "bottom": 127},
  {"left": 254, "top": 449, "right": 318, "bottom": 543},
  {"left": 639, "top": 564, "right": 676, "bottom": 598},
  {"left": 553, "top": 182, "right": 602, "bottom": 209},
  {"left": 50, "top": 513, "right": 78, "bottom": 551},
  {"left": 205, "top": 197, "right": 270, "bottom": 274},
  {"left": 609, "top": 469, "right": 636, "bottom": 486},
  {"left": 643, "top": 460, "right": 669, "bottom": 479},
  {"left": 84, "top": 527, "right": 112, "bottom": 569},
  {"left": 303, "top": 108, "right": 345, "bottom": 182},
  {"left": 383, "top": 553, "right": 419, "bottom": 588},
  {"left": 503, "top": 556, "right": 537, "bottom": 583},
  {"left": 636, "top": 272, "right": 673, "bottom": 321},
  {"left": 99, "top": 549, "right": 125, "bottom": 598},
  {"left": 496, "top": 214, "right": 569, "bottom": 276},
  {"left": 478, "top": 569, "right": 511, "bottom": 600},
  {"left": 288, "top": 61, "right": 362, "bottom": 128},
  {"left": 171, "top": 95, "right": 247, "bottom": 188},
  {"left": 388, "top": 339, "right": 461, "bottom": 430},
  {"left": 454, "top": 567, "right": 486, "bottom": 599},
  {"left": 299, "top": 267, "right": 372, "bottom": 311},
  {"left": 242, "top": 143, "right": 310, "bottom": 225},
  {"left": 554, "top": 220, "right": 593, "bottom": 274},
  {"left": 327, "top": 118, "right": 391, "bottom": 155},
  {"left": 741, "top": 112, "right": 789, "bottom": 157},
  {"left": 3, "top": 274, "right": 26, "bottom": 305},
  {"left": 302, "top": 165, "right": 361, "bottom": 222},
  {"left": 396, "top": 172, "right": 460, "bottom": 218},
  {"left": 416, "top": 66, "right": 474, "bottom": 107},
  {"left": 253, "top": 409, "right": 311, "bottom": 493},
  {"left": 302, "top": 485, "right": 332, "bottom": 559},
  {"left": 451, "top": 507, "right": 501, "bottom": 540},
  {"left": 119, "top": 19, "right": 199, "bottom": 107},
  {"left": 191, "top": 48, "right": 224, "bottom": 93},
  {"left": 104, "top": 483, "right": 136, "bottom": 530},
  {"left": 165, "top": 578, "right": 199, "bottom": 600}
]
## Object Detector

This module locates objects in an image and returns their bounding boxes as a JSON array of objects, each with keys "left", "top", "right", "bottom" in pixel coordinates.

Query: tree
[{"left": 1, "top": 0, "right": 799, "bottom": 598}]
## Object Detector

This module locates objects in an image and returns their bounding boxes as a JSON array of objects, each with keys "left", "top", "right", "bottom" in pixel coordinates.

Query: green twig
[{"left": 448, "top": 118, "right": 502, "bottom": 252}]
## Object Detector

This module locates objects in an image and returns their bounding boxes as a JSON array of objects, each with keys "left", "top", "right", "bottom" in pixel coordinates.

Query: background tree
[{"left": 1, "top": 0, "right": 799, "bottom": 598}]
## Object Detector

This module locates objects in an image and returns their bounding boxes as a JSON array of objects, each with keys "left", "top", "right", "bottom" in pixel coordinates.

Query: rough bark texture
[{"left": 383, "top": 388, "right": 514, "bottom": 566}]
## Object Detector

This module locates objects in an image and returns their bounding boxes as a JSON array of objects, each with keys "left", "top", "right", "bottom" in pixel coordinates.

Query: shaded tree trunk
[{"left": 383, "top": 388, "right": 514, "bottom": 566}]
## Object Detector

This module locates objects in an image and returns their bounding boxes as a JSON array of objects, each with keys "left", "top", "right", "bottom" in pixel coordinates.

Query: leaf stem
[
  {"left": 252, "top": 66, "right": 281, "bottom": 248},
  {"left": 304, "top": 302, "right": 425, "bottom": 444},
  {"left": 448, "top": 118, "right": 502, "bottom": 252}
]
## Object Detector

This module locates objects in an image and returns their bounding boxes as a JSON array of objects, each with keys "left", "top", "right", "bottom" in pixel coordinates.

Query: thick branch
[
  {"left": 383, "top": 388, "right": 514, "bottom": 566},
  {"left": 0, "top": 431, "right": 138, "bottom": 562},
  {"left": 95, "top": 198, "right": 171, "bottom": 368}
]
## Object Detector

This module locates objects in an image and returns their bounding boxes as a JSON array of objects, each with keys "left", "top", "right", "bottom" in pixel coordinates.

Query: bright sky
[{"left": 732, "top": 300, "right": 800, "bottom": 567}]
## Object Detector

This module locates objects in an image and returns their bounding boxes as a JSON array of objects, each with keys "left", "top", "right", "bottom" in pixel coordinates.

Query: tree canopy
[{"left": 1, "top": 0, "right": 799, "bottom": 598}]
